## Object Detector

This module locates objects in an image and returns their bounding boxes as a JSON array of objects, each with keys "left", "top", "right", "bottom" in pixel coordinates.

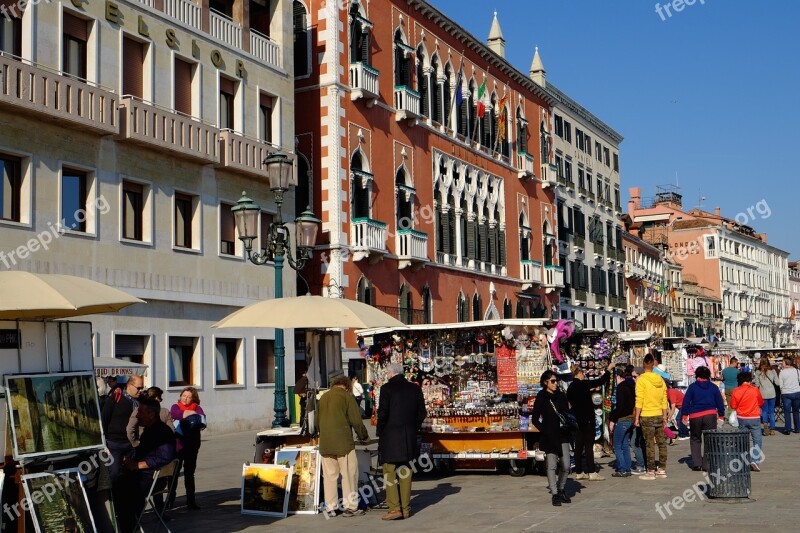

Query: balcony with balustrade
[
  {"left": 644, "top": 300, "right": 670, "bottom": 317},
  {"left": 118, "top": 97, "right": 219, "bottom": 163},
  {"left": 210, "top": 9, "right": 242, "bottom": 48},
  {"left": 624, "top": 263, "right": 646, "bottom": 279},
  {"left": 541, "top": 163, "right": 558, "bottom": 188},
  {"left": 217, "top": 131, "right": 277, "bottom": 178},
  {"left": 350, "top": 63, "right": 380, "bottom": 106},
  {"left": 394, "top": 86, "right": 420, "bottom": 123},
  {"left": 543, "top": 265, "right": 564, "bottom": 293},
  {"left": 516, "top": 152, "right": 534, "bottom": 179},
  {"left": 396, "top": 229, "right": 428, "bottom": 270},
  {"left": 250, "top": 30, "right": 282, "bottom": 70},
  {"left": 351, "top": 217, "right": 388, "bottom": 263},
  {"left": 164, "top": 0, "right": 201, "bottom": 29},
  {"left": 0, "top": 56, "right": 118, "bottom": 135},
  {"left": 520, "top": 259, "right": 543, "bottom": 289}
]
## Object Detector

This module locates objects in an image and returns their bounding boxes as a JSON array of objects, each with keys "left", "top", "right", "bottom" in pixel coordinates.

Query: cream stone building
[{"left": 0, "top": 0, "right": 301, "bottom": 433}]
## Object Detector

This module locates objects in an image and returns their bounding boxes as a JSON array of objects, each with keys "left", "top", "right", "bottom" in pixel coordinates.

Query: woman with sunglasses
[{"left": 531, "top": 370, "right": 572, "bottom": 506}]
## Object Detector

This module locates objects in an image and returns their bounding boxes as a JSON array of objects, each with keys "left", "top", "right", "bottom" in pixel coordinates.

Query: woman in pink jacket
[{"left": 168, "top": 387, "right": 206, "bottom": 510}]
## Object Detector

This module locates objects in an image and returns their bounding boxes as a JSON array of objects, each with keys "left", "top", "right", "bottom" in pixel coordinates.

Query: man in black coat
[{"left": 377, "top": 363, "right": 426, "bottom": 521}]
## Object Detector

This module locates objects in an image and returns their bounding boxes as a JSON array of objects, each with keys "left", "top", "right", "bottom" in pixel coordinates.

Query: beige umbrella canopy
[
  {"left": 213, "top": 295, "right": 405, "bottom": 330},
  {"left": 0, "top": 272, "right": 144, "bottom": 320}
]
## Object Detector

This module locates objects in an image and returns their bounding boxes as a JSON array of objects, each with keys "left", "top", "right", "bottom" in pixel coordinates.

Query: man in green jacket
[{"left": 318, "top": 374, "right": 370, "bottom": 517}]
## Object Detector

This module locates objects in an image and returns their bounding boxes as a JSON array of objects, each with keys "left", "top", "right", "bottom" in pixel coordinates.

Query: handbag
[
  {"left": 766, "top": 373, "right": 780, "bottom": 401},
  {"left": 550, "top": 399, "right": 578, "bottom": 433}
]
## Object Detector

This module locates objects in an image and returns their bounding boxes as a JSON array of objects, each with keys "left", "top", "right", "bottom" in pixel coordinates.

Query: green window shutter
[
  {"left": 499, "top": 231, "right": 506, "bottom": 266},
  {"left": 466, "top": 219, "right": 476, "bottom": 259}
]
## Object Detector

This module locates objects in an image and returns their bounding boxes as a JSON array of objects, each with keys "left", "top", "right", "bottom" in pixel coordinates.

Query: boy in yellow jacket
[{"left": 634, "top": 354, "right": 669, "bottom": 480}]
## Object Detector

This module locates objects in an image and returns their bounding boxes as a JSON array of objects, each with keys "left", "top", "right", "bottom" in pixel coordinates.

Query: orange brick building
[{"left": 293, "top": 1, "right": 608, "bottom": 365}]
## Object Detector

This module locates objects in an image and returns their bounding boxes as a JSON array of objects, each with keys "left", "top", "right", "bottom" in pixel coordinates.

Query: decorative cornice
[{"left": 543, "top": 82, "right": 624, "bottom": 144}]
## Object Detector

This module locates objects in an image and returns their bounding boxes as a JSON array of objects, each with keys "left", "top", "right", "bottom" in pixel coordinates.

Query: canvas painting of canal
[
  {"left": 241, "top": 463, "right": 293, "bottom": 517},
  {"left": 22, "top": 470, "right": 96, "bottom": 533},
  {"left": 6, "top": 372, "right": 105, "bottom": 459},
  {"left": 274, "top": 447, "right": 322, "bottom": 514}
]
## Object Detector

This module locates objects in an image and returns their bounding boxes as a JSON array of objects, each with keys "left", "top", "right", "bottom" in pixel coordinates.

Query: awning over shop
[
  {"left": 93, "top": 356, "right": 149, "bottom": 377},
  {"left": 618, "top": 331, "right": 653, "bottom": 343},
  {"left": 357, "top": 318, "right": 549, "bottom": 337}
]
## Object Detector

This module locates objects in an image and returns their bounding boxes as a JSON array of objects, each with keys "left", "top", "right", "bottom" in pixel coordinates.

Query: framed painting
[
  {"left": 241, "top": 463, "right": 293, "bottom": 517},
  {"left": 5, "top": 372, "right": 104, "bottom": 459},
  {"left": 22, "top": 469, "right": 96, "bottom": 533},
  {"left": 274, "top": 446, "right": 321, "bottom": 514}
]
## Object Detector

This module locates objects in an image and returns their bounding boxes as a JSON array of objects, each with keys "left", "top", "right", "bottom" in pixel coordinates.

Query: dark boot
[
  {"left": 551, "top": 494, "right": 561, "bottom": 507},
  {"left": 186, "top": 477, "right": 200, "bottom": 510},
  {"left": 559, "top": 490, "right": 571, "bottom": 504}
]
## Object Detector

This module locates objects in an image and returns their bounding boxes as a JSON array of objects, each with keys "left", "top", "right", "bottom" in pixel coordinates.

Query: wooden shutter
[
  {"left": 419, "top": 71, "right": 429, "bottom": 117},
  {"left": 63, "top": 12, "right": 88, "bottom": 40},
  {"left": 360, "top": 30, "right": 369, "bottom": 64},
  {"left": 433, "top": 79, "right": 442, "bottom": 123},
  {"left": 443, "top": 78, "right": 451, "bottom": 126},
  {"left": 479, "top": 223, "right": 488, "bottom": 261},
  {"left": 434, "top": 209, "right": 442, "bottom": 252},
  {"left": 466, "top": 219, "right": 476, "bottom": 259},
  {"left": 441, "top": 209, "right": 451, "bottom": 254},
  {"left": 498, "top": 231, "right": 506, "bottom": 266},
  {"left": 447, "top": 210, "right": 455, "bottom": 255},
  {"left": 122, "top": 37, "right": 144, "bottom": 98},
  {"left": 459, "top": 100, "right": 468, "bottom": 136},
  {"left": 174, "top": 58, "right": 192, "bottom": 115}
]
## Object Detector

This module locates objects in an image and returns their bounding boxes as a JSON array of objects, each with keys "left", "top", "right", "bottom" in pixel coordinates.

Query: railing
[
  {"left": 373, "top": 305, "right": 427, "bottom": 325},
  {"left": 593, "top": 242, "right": 605, "bottom": 255},
  {"left": 544, "top": 265, "right": 564, "bottom": 287},
  {"left": 672, "top": 306, "right": 700, "bottom": 315},
  {"left": 517, "top": 152, "right": 534, "bottom": 177},
  {"left": 351, "top": 217, "right": 387, "bottom": 251},
  {"left": 165, "top": 0, "right": 201, "bottom": 29},
  {"left": 396, "top": 229, "right": 427, "bottom": 265},
  {"left": 541, "top": 163, "right": 558, "bottom": 187},
  {"left": 574, "top": 288, "right": 588, "bottom": 302},
  {"left": 521, "top": 259, "right": 543, "bottom": 286},
  {"left": 0, "top": 56, "right": 117, "bottom": 134},
  {"left": 578, "top": 186, "right": 589, "bottom": 197},
  {"left": 595, "top": 294, "right": 607, "bottom": 306},
  {"left": 250, "top": 30, "right": 282, "bottom": 70},
  {"left": 644, "top": 300, "right": 670, "bottom": 317},
  {"left": 624, "top": 263, "right": 646, "bottom": 279},
  {"left": 118, "top": 96, "right": 219, "bottom": 163},
  {"left": 349, "top": 62, "right": 380, "bottom": 102},
  {"left": 393, "top": 86, "right": 420, "bottom": 120},
  {"left": 210, "top": 10, "right": 242, "bottom": 48},
  {"left": 218, "top": 130, "right": 276, "bottom": 177},
  {"left": 134, "top": 0, "right": 155, "bottom": 7}
]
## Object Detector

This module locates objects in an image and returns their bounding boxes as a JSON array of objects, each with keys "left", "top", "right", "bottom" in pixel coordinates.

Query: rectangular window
[
  {"left": 256, "top": 339, "right": 275, "bottom": 384},
  {"left": 564, "top": 121, "right": 572, "bottom": 143},
  {"left": 555, "top": 155, "right": 563, "bottom": 178},
  {"left": 595, "top": 142, "right": 602, "bottom": 162},
  {"left": 0, "top": 154, "right": 21, "bottom": 222},
  {"left": 174, "top": 57, "right": 193, "bottom": 116},
  {"left": 122, "top": 181, "right": 143, "bottom": 241},
  {"left": 174, "top": 193, "right": 194, "bottom": 248},
  {"left": 576, "top": 129, "right": 584, "bottom": 151},
  {"left": 259, "top": 93, "right": 274, "bottom": 143},
  {"left": 115, "top": 334, "right": 147, "bottom": 365},
  {"left": 168, "top": 336, "right": 195, "bottom": 387},
  {"left": 604, "top": 147, "right": 610, "bottom": 166},
  {"left": 220, "top": 202, "right": 235, "bottom": 255},
  {"left": 585, "top": 135, "right": 592, "bottom": 156},
  {"left": 586, "top": 172, "right": 593, "bottom": 193},
  {"left": 554, "top": 115, "right": 563, "bottom": 138},
  {"left": 62, "top": 12, "right": 88, "bottom": 79},
  {"left": 613, "top": 153, "right": 619, "bottom": 172},
  {"left": 122, "top": 36, "right": 144, "bottom": 98},
  {"left": 219, "top": 76, "right": 236, "bottom": 130},
  {"left": 215, "top": 338, "right": 239, "bottom": 385},
  {"left": 578, "top": 167, "right": 585, "bottom": 190},
  {"left": 564, "top": 159, "right": 573, "bottom": 184},
  {"left": 61, "top": 168, "right": 87, "bottom": 232},
  {"left": 0, "top": 10, "right": 21, "bottom": 56}
]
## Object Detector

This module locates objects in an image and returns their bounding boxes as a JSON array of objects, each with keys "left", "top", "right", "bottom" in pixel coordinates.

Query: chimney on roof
[
  {"left": 714, "top": 207, "right": 721, "bottom": 217},
  {"left": 530, "top": 47, "right": 546, "bottom": 86},
  {"left": 487, "top": 11, "right": 506, "bottom": 58},
  {"left": 628, "top": 187, "right": 641, "bottom": 212}
]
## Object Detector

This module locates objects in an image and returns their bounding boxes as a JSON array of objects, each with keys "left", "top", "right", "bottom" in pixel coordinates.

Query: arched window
[
  {"left": 416, "top": 47, "right": 428, "bottom": 117},
  {"left": 472, "top": 198, "right": 481, "bottom": 262},
  {"left": 457, "top": 292, "right": 468, "bottom": 322},
  {"left": 356, "top": 277, "right": 372, "bottom": 305},
  {"left": 351, "top": 153, "right": 370, "bottom": 219},
  {"left": 468, "top": 80, "right": 477, "bottom": 141},
  {"left": 349, "top": 2, "right": 370, "bottom": 65},
  {"left": 434, "top": 189, "right": 444, "bottom": 254},
  {"left": 543, "top": 220, "right": 554, "bottom": 265},
  {"left": 503, "top": 298, "right": 512, "bottom": 319},
  {"left": 459, "top": 196, "right": 468, "bottom": 260},
  {"left": 516, "top": 107, "right": 528, "bottom": 154},
  {"left": 482, "top": 93, "right": 497, "bottom": 149},
  {"left": 293, "top": 1, "right": 310, "bottom": 77},
  {"left": 395, "top": 168, "right": 413, "bottom": 230},
  {"left": 447, "top": 191, "right": 455, "bottom": 255},
  {"left": 431, "top": 56, "right": 442, "bottom": 124},
  {"left": 422, "top": 286, "right": 432, "bottom": 324},
  {"left": 443, "top": 64, "right": 452, "bottom": 128},
  {"left": 399, "top": 283, "right": 412, "bottom": 324},
  {"left": 457, "top": 79, "right": 469, "bottom": 137},
  {"left": 394, "top": 30, "right": 411, "bottom": 87},
  {"left": 540, "top": 121, "right": 550, "bottom": 164},
  {"left": 472, "top": 293, "right": 482, "bottom": 321},
  {"left": 516, "top": 300, "right": 525, "bottom": 318}
]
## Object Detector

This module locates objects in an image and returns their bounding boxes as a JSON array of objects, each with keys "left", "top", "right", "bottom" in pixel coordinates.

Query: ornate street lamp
[
  {"left": 769, "top": 314, "right": 778, "bottom": 349},
  {"left": 232, "top": 151, "right": 321, "bottom": 428}
]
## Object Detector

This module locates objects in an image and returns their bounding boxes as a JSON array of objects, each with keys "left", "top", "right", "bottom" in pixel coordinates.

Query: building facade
[
  {"left": 0, "top": 0, "right": 296, "bottom": 433},
  {"left": 627, "top": 187, "right": 791, "bottom": 349},
  {"left": 789, "top": 261, "right": 800, "bottom": 347},
  {"left": 622, "top": 231, "right": 667, "bottom": 336},
  {"left": 295, "top": 1, "right": 620, "bottom": 366}
]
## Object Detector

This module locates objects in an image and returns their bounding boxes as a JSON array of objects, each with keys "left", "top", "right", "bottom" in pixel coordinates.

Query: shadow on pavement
[{"left": 409, "top": 482, "right": 461, "bottom": 514}]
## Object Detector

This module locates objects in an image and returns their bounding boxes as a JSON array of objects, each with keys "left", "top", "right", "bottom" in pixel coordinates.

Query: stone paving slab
[{"left": 152, "top": 428, "right": 797, "bottom": 532}]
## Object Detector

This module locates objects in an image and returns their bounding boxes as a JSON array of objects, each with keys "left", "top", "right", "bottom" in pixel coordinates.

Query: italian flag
[{"left": 476, "top": 78, "right": 487, "bottom": 118}]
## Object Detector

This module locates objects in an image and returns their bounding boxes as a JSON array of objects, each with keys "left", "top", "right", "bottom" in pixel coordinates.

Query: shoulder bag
[
  {"left": 550, "top": 399, "right": 578, "bottom": 433},
  {"left": 766, "top": 372, "right": 780, "bottom": 400}
]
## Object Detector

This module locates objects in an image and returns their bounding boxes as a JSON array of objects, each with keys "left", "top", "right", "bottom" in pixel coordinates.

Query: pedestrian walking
[
  {"left": 667, "top": 385, "right": 689, "bottom": 439},
  {"left": 752, "top": 357, "right": 779, "bottom": 435},
  {"left": 376, "top": 363, "right": 426, "bottom": 521},
  {"left": 778, "top": 357, "right": 800, "bottom": 434},
  {"left": 721, "top": 357, "right": 740, "bottom": 416},
  {"left": 317, "top": 374, "right": 370, "bottom": 517},
  {"left": 608, "top": 368, "right": 635, "bottom": 477},
  {"left": 567, "top": 362, "right": 614, "bottom": 480},
  {"left": 682, "top": 365, "right": 725, "bottom": 471},
  {"left": 531, "top": 370, "right": 573, "bottom": 506},
  {"left": 634, "top": 354, "right": 668, "bottom": 480},
  {"left": 351, "top": 374, "right": 365, "bottom": 418},
  {"left": 730, "top": 371, "right": 764, "bottom": 471},
  {"left": 169, "top": 387, "right": 206, "bottom": 510}
]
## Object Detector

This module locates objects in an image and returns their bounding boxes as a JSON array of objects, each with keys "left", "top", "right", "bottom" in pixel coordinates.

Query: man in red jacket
[{"left": 730, "top": 372, "right": 764, "bottom": 471}]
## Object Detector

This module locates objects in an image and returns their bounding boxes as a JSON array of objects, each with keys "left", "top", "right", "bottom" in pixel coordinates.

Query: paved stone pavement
[{"left": 154, "top": 426, "right": 797, "bottom": 533}]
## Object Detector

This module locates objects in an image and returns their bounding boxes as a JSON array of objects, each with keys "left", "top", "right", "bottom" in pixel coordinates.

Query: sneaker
[
  {"left": 770, "top": 429, "right": 776, "bottom": 436},
  {"left": 343, "top": 509, "right": 366, "bottom": 517},
  {"left": 677, "top": 436, "right": 690, "bottom": 441},
  {"left": 631, "top": 467, "right": 646, "bottom": 475},
  {"left": 639, "top": 471, "right": 656, "bottom": 480},
  {"left": 575, "top": 473, "right": 589, "bottom": 480},
  {"left": 611, "top": 471, "right": 631, "bottom": 478},
  {"left": 551, "top": 494, "right": 562, "bottom": 507},
  {"left": 655, "top": 469, "right": 668, "bottom": 478},
  {"left": 588, "top": 472, "right": 605, "bottom": 481},
  {"left": 750, "top": 463, "right": 761, "bottom": 472}
]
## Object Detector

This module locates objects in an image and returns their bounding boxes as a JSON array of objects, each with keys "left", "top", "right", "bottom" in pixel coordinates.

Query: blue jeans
[
  {"left": 630, "top": 426, "right": 645, "bottom": 469},
  {"left": 613, "top": 420, "right": 632, "bottom": 473},
  {"left": 676, "top": 408, "right": 689, "bottom": 437},
  {"left": 782, "top": 392, "right": 800, "bottom": 432},
  {"left": 761, "top": 397, "right": 776, "bottom": 430},
  {"left": 738, "top": 418, "right": 763, "bottom": 465}
]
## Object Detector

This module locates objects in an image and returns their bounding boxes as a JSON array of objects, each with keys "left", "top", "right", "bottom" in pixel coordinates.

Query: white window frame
[
  {"left": 254, "top": 337, "right": 277, "bottom": 387},
  {"left": 218, "top": 200, "right": 244, "bottom": 259},
  {"left": 118, "top": 31, "right": 154, "bottom": 102},
  {"left": 213, "top": 335, "right": 245, "bottom": 389},
  {"left": 172, "top": 189, "right": 202, "bottom": 253},
  {"left": 58, "top": 161, "right": 98, "bottom": 238},
  {"left": 0, "top": 146, "right": 33, "bottom": 228},
  {"left": 118, "top": 175, "right": 154, "bottom": 246},
  {"left": 112, "top": 332, "right": 153, "bottom": 377},
  {"left": 165, "top": 334, "right": 203, "bottom": 392}
]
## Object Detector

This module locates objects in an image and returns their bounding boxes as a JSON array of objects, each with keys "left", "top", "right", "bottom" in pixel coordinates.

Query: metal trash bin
[{"left": 703, "top": 429, "right": 751, "bottom": 499}]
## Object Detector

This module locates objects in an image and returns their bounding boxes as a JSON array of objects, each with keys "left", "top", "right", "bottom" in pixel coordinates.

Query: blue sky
[{"left": 429, "top": 0, "right": 800, "bottom": 258}]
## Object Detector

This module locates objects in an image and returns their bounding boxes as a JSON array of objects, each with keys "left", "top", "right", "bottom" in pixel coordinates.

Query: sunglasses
[{"left": 547, "top": 379, "right": 558, "bottom": 383}]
